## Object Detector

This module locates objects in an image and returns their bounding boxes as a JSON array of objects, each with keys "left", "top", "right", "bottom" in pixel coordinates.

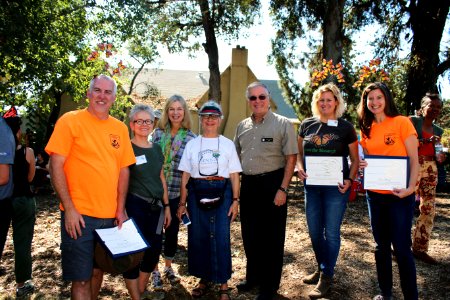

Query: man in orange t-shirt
[{"left": 46, "top": 74, "right": 135, "bottom": 300}]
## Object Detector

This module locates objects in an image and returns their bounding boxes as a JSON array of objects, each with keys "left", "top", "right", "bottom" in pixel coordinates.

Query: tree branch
[{"left": 437, "top": 58, "right": 450, "bottom": 77}]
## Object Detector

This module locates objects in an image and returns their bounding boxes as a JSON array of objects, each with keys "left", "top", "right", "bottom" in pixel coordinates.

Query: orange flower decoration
[
  {"left": 353, "top": 58, "right": 390, "bottom": 88},
  {"left": 86, "top": 43, "right": 126, "bottom": 77},
  {"left": 311, "top": 59, "right": 345, "bottom": 87}
]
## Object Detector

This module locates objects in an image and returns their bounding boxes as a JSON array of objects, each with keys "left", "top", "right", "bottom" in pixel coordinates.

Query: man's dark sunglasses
[{"left": 248, "top": 95, "right": 268, "bottom": 101}]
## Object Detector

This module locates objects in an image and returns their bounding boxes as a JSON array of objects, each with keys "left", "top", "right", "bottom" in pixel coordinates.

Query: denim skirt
[{"left": 187, "top": 178, "right": 232, "bottom": 283}]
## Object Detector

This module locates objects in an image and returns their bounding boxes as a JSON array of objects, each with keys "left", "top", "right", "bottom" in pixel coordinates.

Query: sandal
[
  {"left": 192, "top": 279, "right": 209, "bottom": 298},
  {"left": 219, "top": 289, "right": 231, "bottom": 300}
]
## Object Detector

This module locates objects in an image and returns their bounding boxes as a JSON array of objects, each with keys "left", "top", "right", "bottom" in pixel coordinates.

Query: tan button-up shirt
[{"left": 234, "top": 110, "right": 298, "bottom": 175}]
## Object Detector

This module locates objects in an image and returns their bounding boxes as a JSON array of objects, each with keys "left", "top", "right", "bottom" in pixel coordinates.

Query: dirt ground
[{"left": 0, "top": 182, "right": 449, "bottom": 300}]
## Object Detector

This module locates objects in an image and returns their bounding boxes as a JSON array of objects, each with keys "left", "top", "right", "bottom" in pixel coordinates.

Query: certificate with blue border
[
  {"left": 304, "top": 156, "right": 343, "bottom": 186},
  {"left": 363, "top": 155, "right": 409, "bottom": 190},
  {"left": 95, "top": 218, "right": 149, "bottom": 259}
]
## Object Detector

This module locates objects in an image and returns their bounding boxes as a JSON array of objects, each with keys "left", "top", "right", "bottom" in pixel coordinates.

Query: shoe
[
  {"left": 373, "top": 295, "right": 392, "bottom": 300},
  {"left": 16, "top": 281, "right": 35, "bottom": 297},
  {"left": 163, "top": 266, "right": 180, "bottom": 285},
  {"left": 236, "top": 280, "right": 257, "bottom": 292},
  {"left": 308, "top": 273, "right": 332, "bottom": 298},
  {"left": 192, "top": 279, "right": 209, "bottom": 298},
  {"left": 412, "top": 249, "right": 438, "bottom": 265},
  {"left": 151, "top": 271, "right": 164, "bottom": 291},
  {"left": 219, "top": 288, "right": 231, "bottom": 300},
  {"left": 303, "top": 270, "right": 320, "bottom": 284}
]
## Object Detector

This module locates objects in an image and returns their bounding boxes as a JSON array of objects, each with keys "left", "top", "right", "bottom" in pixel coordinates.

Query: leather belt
[{"left": 195, "top": 176, "right": 226, "bottom": 181}]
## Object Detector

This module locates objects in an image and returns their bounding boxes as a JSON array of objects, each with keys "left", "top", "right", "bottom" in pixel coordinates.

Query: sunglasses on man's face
[{"left": 248, "top": 94, "right": 268, "bottom": 101}]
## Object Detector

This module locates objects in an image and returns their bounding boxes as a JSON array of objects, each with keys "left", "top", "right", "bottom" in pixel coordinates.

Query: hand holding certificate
[
  {"left": 305, "top": 156, "right": 343, "bottom": 186},
  {"left": 95, "top": 218, "right": 149, "bottom": 258},
  {"left": 363, "top": 156, "right": 409, "bottom": 191}
]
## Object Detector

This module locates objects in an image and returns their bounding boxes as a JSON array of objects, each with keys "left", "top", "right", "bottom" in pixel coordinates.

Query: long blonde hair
[
  {"left": 311, "top": 83, "right": 346, "bottom": 118},
  {"left": 158, "top": 95, "right": 192, "bottom": 130}
]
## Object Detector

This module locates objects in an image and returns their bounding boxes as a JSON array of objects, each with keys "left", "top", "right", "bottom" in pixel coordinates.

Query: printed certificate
[
  {"left": 363, "top": 156, "right": 409, "bottom": 190},
  {"left": 305, "top": 156, "right": 343, "bottom": 186}
]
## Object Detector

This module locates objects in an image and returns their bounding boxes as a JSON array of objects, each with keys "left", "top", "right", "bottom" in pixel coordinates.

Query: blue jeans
[
  {"left": 304, "top": 186, "right": 348, "bottom": 277},
  {"left": 367, "top": 191, "right": 418, "bottom": 300}
]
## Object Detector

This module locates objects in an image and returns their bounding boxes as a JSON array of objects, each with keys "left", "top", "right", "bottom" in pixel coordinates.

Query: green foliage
[
  {"left": 142, "top": 0, "right": 260, "bottom": 53},
  {"left": 0, "top": 0, "right": 91, "bottom": 102},
  {"left": 269, "top": 0, "right": 449, "bottom": 121}
]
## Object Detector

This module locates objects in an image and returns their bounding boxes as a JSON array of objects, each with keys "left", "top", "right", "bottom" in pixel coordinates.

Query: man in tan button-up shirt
[{"left": 234, "top": 81, "right": 298, "bottom": 300}]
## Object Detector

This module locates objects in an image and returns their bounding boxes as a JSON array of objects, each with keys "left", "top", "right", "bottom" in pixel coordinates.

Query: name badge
[
  {"left": 261, "top": 137, "right": 273, "bottom": 142},
  {"left": 135, "top": 155, "right": 147, "bottom": 165},
  {"left": 327, "top": 119, "right": 338, "bottom": 127}
]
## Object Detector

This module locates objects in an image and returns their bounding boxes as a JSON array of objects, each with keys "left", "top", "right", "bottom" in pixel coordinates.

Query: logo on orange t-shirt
[
  {"left": 384, "top": 133, "right": 396, "bottom": 145},
  {"left": 110, "top": 134, "right": 120, "bottom": 149}
]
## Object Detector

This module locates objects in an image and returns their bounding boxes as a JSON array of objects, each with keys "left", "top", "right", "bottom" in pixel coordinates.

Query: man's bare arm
[{"left": 49, "top": 153, "right": 85, "bottom": 239}]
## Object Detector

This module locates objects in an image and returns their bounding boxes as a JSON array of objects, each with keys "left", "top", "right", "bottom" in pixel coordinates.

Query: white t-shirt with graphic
[{"left": 179, "top": 135, "right": 242, "bottom": 178}]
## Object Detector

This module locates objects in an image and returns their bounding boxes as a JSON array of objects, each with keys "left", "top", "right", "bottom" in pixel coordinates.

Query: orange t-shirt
[
  {"left": 45, "top": 109, "right": 136, "bottom": 218},
  {"left": 360, "top": 115, "right": 417, "bottom": 194}
]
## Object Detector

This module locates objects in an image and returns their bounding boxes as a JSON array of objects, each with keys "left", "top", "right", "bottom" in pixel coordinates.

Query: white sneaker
[
  {"left": 163, "top": 266, "right": 181, "bottom": 285},
  {"left": 151, "top": 271, "right": 164, "bottom": 290}
]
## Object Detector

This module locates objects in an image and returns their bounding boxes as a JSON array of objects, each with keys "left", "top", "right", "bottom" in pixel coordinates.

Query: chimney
[{"left": 232, "top": 46, "right": 248, "bottom": 68}]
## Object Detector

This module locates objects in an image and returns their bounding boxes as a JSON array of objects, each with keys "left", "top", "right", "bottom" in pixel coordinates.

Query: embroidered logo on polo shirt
[{"left": 110, "top": 134, "right": 120, "bottom": 149}]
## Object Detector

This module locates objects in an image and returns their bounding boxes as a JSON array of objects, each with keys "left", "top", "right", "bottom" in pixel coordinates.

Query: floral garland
[
  {"left": 353, "top": 58, "right": 389, "bottom": 88},
  {"left": 311, "top": 59, "right": 345, "bottom": 87},
  {"left": 86, "top": 42, "right": 126, "bottom": 76}
]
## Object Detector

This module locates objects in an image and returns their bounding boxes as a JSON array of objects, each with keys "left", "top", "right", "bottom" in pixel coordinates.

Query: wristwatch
[{"left": 278, "top": 186, "right": 287, "bottom": 193}]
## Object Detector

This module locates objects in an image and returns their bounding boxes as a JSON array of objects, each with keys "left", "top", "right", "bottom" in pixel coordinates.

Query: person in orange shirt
[
  {"left": 357, "top": 82, "right": 419, "bottom": 300},
  {"left": 46, "top": 74, "right": 136, "bottom": 300}
]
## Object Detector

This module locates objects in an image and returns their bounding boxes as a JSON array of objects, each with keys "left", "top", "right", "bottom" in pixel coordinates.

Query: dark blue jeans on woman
[
  {"left": 304, "top": 186, "right": 348, "bottom": 277},
  {"left": 367, "top": 191, "right": 418, "bottom": 300}
]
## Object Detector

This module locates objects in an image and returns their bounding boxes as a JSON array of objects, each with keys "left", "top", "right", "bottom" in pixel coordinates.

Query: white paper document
[
  {"left": 95, "top": 219, "right": 149, "bottom": 258},
  {"left": 305, "top": 156, "right": 343, "bottom": 186},
  {"left": 363, "top": 156, "right": 408, "bottom": 190}
]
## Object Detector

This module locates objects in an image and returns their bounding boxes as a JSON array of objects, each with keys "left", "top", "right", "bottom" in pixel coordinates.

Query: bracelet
[
  {"left": 178, "top": 202, "right": 186, "bottom": 207},
  {"left": 232, "top": 198, "right": 239, "bottom": 202},
  {"left": 163, "top": 203, "right": 170, "bottom": 208},
  {"left": 278, "top": 186, "right": 287, "bottom": 193}
]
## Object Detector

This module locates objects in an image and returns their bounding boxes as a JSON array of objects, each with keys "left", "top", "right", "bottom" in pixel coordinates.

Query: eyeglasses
[
  {"left": 201, "top": 115, "right": 220, "bottom": 120},
  {"left": 133, "top": 119, "right": 153, "bottom": 125},
  {"left": 248, "top": 94, "right": 268, "bottom": 101}
]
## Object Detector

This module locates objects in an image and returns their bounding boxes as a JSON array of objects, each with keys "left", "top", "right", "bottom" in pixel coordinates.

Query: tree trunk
[
  {"left": 322, "top": 0, "right": 345, "bottom": 64},
  {"left": 45, "top": 90, "right": 63, "bottom": 143},
  {"left": 198, "top": 0, "right": 221, "bottom": 103},
  {"left": 404, "top": 0, "right": 449, "bottom": 115}
]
